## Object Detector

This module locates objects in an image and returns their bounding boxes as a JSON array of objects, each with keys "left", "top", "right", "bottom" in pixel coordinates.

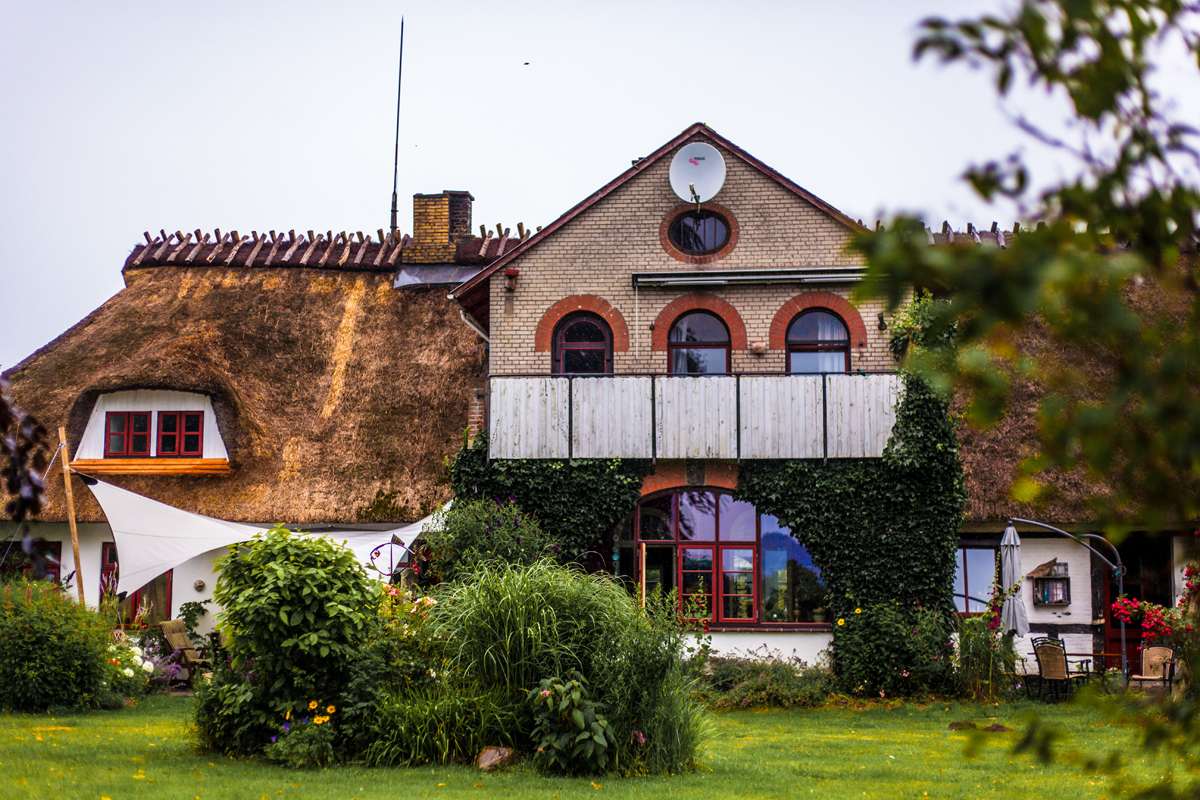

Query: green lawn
[{"left": 0, "top": 695, "right": 1171, "bottom": 799}]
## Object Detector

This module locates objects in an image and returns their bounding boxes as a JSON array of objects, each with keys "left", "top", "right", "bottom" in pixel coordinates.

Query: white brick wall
[{"left": 488, "top": 136, "right": 902, "bottom": 375}]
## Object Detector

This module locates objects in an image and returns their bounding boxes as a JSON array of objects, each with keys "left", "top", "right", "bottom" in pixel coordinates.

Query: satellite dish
[{"left": 669, "top": 143, "right": 726, "bottom": 204}]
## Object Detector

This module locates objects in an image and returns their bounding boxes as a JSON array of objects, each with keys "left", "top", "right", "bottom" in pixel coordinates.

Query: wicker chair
[
  {"left": 1033, "top": 639, "right": 1089, "bottom": 702},
  {"left": 1126, "top": 646, "right": 1175, "bottom": 695},
  {"left": 159, "top": 619, "right": 210, "bottom": 690}
]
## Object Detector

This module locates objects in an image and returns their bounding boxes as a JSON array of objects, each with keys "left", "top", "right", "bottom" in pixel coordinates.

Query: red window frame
[
  {"left": 104, "top": 412, "right": 152, "bottom": 457},
  {"left": 0, "top": 540, "right": 61, "bottom": 583},
  {"left": 679, "top": 545, "right": 714, "bottom": 620},
  {"left": 157, "top": 411, "right": 203, "bottom": 457},
  {"left": 786, "top": 309, "right": 851, "bottom": 374},
  {"left": 667, "top": 311, "right": 731, "bottom": 375},
  {"left": 718, "top": 545, "right": 757, "bottom": 622},
  {"left": 552, "top": 313, "right": 613, "bottom": 374}
]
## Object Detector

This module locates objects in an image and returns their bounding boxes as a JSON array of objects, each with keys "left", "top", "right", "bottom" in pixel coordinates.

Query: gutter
[{"left": 456, "top": 307, "right": 490, "bottom": 344}]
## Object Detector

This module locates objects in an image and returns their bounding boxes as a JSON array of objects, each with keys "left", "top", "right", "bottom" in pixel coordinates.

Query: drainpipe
[{"left": 457, "top": 308, "right": 490, "bottom": 344}]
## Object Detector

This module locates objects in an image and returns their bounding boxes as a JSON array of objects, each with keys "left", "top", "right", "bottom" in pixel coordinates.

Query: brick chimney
[{"left": 402, "top": 190, "right": 473, "bottom": 264}]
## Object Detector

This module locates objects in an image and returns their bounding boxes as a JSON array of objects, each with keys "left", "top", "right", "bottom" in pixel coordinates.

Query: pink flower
[
  {"left": 879, "top": 691, "right": 885, "bottom": 698},
  {"left": 539, "top": 689, "right": 550, "bottom": 697}
]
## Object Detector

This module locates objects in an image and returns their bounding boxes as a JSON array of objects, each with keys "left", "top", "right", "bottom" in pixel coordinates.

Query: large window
[
  {"left": 953, "top": 546, "right": 997, "bottom": 613},
  {"left": 787, "top": 310, "right": 850, "bottom": 373},
  {"left": 668, "top": 311, "right": 730, "bottom": 375},
  {"left": 616, "top": 490, "right": 828, "bottom": 625},
  {"left": 553, "top": 313, "right": 612, "bottom": 374}
]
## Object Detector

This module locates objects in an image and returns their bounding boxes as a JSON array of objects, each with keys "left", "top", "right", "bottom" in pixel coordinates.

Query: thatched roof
[
  {"left": 958, "top": 254, "right": 1198, "bottom": 525},
  {"left": 3, "top": 261, "right": 482, "bottom": 525}
]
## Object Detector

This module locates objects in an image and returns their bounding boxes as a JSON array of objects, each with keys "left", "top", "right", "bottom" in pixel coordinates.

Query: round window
[{"left": 668, "top": 210, "right": 729, "bottom": 255}]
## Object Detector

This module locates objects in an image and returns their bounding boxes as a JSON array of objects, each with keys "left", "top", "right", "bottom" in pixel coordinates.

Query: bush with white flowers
[{"left": 103, "top": 641, "right": 152, "bottom": 699}]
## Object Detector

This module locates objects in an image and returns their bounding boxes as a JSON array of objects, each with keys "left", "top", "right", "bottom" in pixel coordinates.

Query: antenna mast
[{"left": 389, "top": 17, "right": 405, "bottom": 238}]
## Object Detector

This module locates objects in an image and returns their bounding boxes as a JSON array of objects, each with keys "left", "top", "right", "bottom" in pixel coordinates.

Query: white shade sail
[{"left": 85, "top": 478, "right": 436, "bottom": 597}]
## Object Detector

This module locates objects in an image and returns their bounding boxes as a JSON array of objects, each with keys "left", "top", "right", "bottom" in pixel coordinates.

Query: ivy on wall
[
  {"left": 736, "top": 372, "right": 965, "bottom": 618},
  {"left": 449, "top": 433, "right": 650, "bottom": 561},
  {"left": 736, "top": 293, "right": 964, "bottom": 682}
]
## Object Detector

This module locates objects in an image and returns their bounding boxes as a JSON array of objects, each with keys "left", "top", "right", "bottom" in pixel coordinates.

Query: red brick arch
[
  {"left": 769, "top": 291, "right": 868, "bottom": 350},
  {"left": 651, "top": 294, "right": 748, "bottom": 351},
  {"left": 639, "top": 462, "right": 739, "bottom": 497},
  {"left": 534, "top": 295, "right": 629, "bottom": 352}
]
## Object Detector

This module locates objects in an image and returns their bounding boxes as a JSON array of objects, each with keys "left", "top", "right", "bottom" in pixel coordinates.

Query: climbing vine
[
  {"left": 736, "top": 294, "right": 964, "bottom": 689},
  {"left": 449, "top": 431, "right": 650, "bottom": 561}
]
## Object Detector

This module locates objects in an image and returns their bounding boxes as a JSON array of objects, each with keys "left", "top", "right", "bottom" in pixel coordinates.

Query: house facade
[
  {"left": 4, "top": 121, "right": 1190, "bottom": 669},
  {"left": 449, "top": 123, "right": 912, "bottom": 661},
  {"left": 449, "top": 122, "right": 1196, "bottom": 666}
]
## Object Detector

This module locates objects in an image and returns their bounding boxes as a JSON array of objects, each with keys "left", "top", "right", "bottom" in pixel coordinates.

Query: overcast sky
[{"left": 4, "top": 0, "right": 1194, "bottom": 370}]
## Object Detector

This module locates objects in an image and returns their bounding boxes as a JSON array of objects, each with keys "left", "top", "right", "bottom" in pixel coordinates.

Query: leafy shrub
[
  {"left": 529, "top": 671, "right": 611, "bottom": 775},
  {"left": 696, "top": 649, "right": 835, "bottom": 709},
  {"left": 833, "top": 602, "right": 954, "bottom": 697},
  {"left": 421, "top": 498, "right": 557, "bottom": 583},
  {"left": 337, "top": 586, "right": 449, "bottom": 756},
  {"left": 432, "top": 561, "right": 709, "bottom": 774},
  {"left": 0, "top": 578, "right": 110, "bottom": 712},
  {"left": 196, "top": 528, "right": 381, "bottom": 754},
  {"left": 192, "top": 658, "right": 275, "bottom": 754},
  {"left": 362, "top": 681, "right": 520, "bottom": 767}
]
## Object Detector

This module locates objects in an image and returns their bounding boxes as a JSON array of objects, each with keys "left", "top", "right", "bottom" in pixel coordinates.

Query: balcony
[{"left": 487, "top": 373, "right": 902, "bottom": 460}]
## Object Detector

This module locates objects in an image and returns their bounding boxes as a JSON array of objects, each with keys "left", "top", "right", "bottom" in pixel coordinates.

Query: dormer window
[{"left": 73, "top": 390, "right": 230, "bottom": 475}]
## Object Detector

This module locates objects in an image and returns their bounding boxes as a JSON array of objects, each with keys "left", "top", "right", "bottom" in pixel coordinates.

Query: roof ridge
[{"left": 124, "top": 228, "right": 412, "bottom": 272}]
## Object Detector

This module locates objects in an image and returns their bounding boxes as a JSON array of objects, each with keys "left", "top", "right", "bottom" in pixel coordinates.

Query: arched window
[
  {"left": 553, "top": 313, "right": 612, "bottom": 374},
  {"left": 611, "top": 489, "right": 828, "bottom": 625},
  {"left": 668, "top": 311, "right": 730, "bottom": 374},
  {"left": 787, "top": 310, "right": 850, "bottom": 373}
]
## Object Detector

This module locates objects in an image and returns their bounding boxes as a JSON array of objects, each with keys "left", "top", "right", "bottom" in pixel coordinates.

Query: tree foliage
[
  {"left": 853, "top": 1, "right": 1200, "bottom": 793},
  {"left": 856, "top": 0, "right": 1200, "bottom": 535}
]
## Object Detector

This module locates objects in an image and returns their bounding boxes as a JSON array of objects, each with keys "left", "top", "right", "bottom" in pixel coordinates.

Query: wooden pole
[{"left": 58, "top": 427, "right": 84, "bottom": 606}]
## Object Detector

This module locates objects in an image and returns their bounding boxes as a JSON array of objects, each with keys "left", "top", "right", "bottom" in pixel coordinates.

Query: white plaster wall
[
  {"left": 1173, "top": 535, "right": 1193, "bottom": 606},
  {"left": 707, "top": 631, "right": 832, "bottom": 667},
  {"left": 15, "top": 521, "right": 223, "bottom": 635},
  {"left": 23, "top": 521, "right": 112, "bottom": 606},
  {"left": 1019, "top": 538, "right": 1097, "bottom": 625},
  {"left": 169, "top": 548, "right": 226, "bottom": 636},
  {"left": 77, "top": 390, "right": 228, "bottom": 459}
]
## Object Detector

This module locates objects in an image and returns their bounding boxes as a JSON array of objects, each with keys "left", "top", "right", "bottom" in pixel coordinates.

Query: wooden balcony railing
[{"left": 487, "top": 372, "right": 902, "bottom": 461}]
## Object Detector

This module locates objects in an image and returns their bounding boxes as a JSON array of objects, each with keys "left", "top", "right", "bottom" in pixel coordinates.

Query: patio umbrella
[{"left": 1000, "top": 524, "right": 1030, "bottom": 637}]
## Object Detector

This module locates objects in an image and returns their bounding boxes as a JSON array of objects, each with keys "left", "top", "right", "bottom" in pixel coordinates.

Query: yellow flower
[
  {"left": 308, "top": 701, "right": 318, "bottom": 710},
  {"left": 326, "top": 705, "right": 336, "bottom": 714},
  {"left": 855, "top": 608, "right": 862, "bottom": 614},
  {"left": 837, "top": 619, "right": 845, "bottom": 626},
  {"left": 313, "top": 716, "right": 325, "bottom": 725},
  {"left": 285, "top": 711, "right": 291, "bottom": 720}
]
